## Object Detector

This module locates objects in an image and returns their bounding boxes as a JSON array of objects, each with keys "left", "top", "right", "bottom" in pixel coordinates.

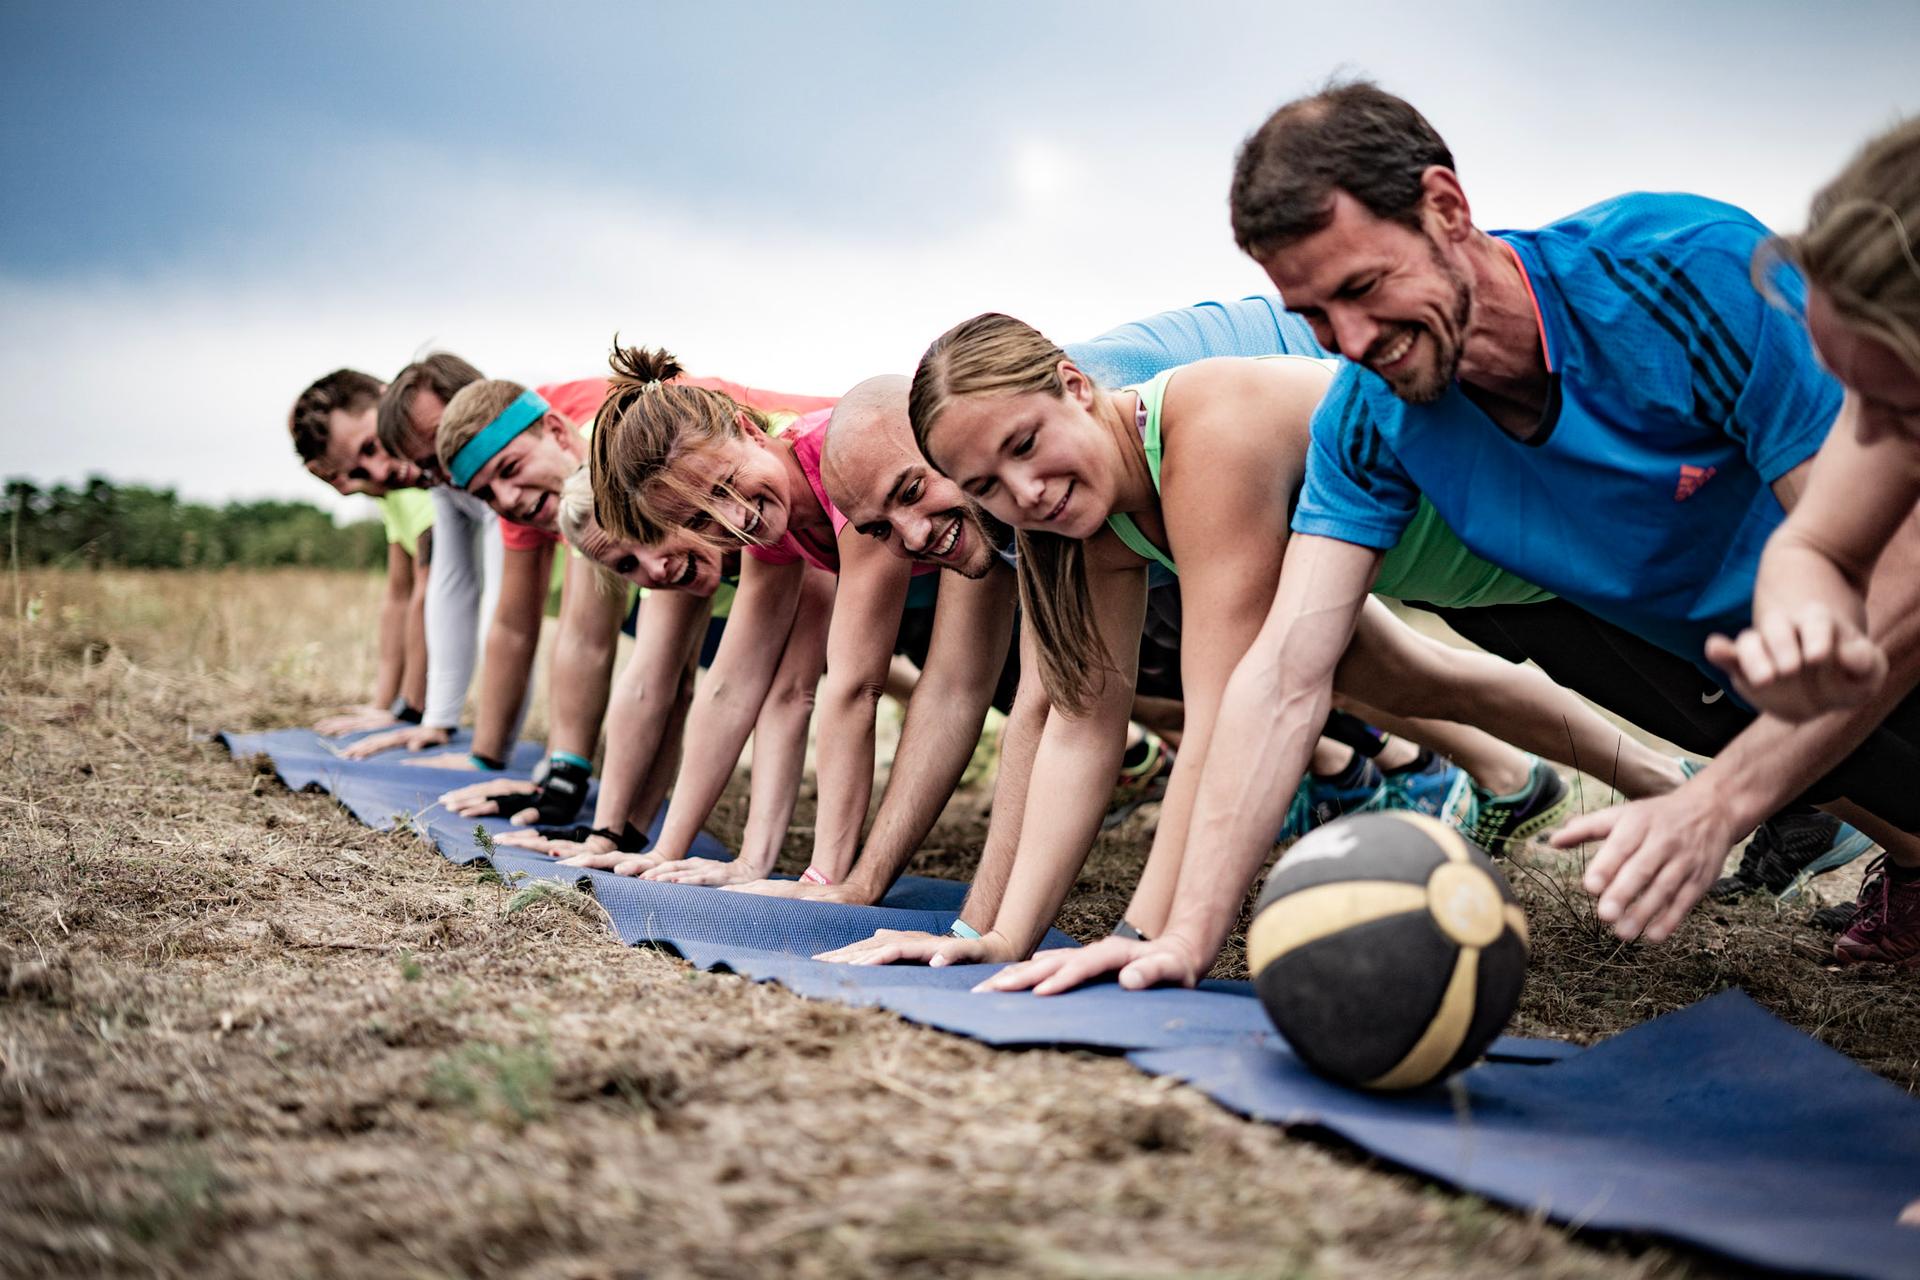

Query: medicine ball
[{"left": 1248, "top": 811, "right": 1529, "bottom": 1090}]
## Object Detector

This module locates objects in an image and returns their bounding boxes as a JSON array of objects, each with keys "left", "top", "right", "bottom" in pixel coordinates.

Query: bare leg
[{"left": 1336, "top": 599, "right": 1686, "bottom": 800}]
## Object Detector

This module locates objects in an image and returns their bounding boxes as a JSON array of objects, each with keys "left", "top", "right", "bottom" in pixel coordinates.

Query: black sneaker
[
  {"left": 1808, "top": 899, "right": 1861, "bottom": 934},
  {"left": 1442, "top": 755, "right": 1572, "bottom": 857},
  {"left": 1707, "top": 811, "right": 1875, "bottom": 901}
]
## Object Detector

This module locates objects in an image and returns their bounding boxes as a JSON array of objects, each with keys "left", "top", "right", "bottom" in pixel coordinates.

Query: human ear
[
  {"left": 1419, "top": 166, "right": 1474, "bottom": 242},
  {"left": 1059, "top": 360, "right": 1096, "bottom": 409}
]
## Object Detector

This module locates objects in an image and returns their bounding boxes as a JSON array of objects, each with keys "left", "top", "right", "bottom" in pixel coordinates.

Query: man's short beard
[{"left": 1396, "top": 240, "right": 1473, "bottom": 404}]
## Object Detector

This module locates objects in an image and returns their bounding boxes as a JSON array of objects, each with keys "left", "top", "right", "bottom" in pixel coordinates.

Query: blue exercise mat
[
  {"left": 221, "top": 724, "right": 1920, "bottom": 1277},
  {"left": 1132, "top": 990, "right": 1920, "bottom": 1280}
]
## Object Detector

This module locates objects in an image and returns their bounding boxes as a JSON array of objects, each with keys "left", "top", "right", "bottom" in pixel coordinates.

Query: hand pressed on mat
[
  {"left": 974, "top": 934, "right": 1205, "bottom": 995},
  {"left": 440, "top": 777, "right": 542, "bottom": 822},
  {"left": 725, "top": 878, "right": 868, "bottom": 905},
  {"left": 497, "top": 827, "right": 614, "bottom": 858},
  {"left": 559, "top": 848, "right": 665, "bottom": 877},
  {"left": 1550, "top": 783, "right": 1739, "bottom": 943},
  {"left": 338, "top": 724, "right": 450, "bottom": 759},
  {"left": 643, "top": 858, "right": 767, "bottom": 887},
  {"left": 403, "top": 751, "right": 484, "bottom": 770},
  {"left": 814, "top": 929, "right": 1014, "bottom": 967},
  {"left": 314, "top": 705, "right": 398, "bottom": 736}
]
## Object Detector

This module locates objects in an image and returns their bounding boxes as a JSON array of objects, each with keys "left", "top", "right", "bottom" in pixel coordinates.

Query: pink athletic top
[
  {"left": 498, "top": 375, "right": 842, "bottom": 552},
  {"left": 745, "top": 410, "right": 936, "bottom": 578}
]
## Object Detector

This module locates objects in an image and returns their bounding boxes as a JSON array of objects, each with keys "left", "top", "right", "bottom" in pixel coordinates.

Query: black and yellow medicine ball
[{"left": 1249, "top": 810, "right": 1529, "bottom": 1090}]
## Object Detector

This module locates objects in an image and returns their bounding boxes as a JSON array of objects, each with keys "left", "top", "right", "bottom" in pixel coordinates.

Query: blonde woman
[
  {"left": 583, "top": 345, "right": 953, "bottom": 888},
  {"left": 889, "top": 313, "right": 1682, "bottom": 976}
]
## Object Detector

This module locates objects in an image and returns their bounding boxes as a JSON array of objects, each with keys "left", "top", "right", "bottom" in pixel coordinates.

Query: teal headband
[{"left": 449, "top": 389, "right": 550, "bottom": 488}]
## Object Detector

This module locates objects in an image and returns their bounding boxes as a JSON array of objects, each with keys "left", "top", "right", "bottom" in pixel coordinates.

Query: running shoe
[
  {"left": 1808, "top": 900, "right": 1861, "bottom": 934},
  {"left": 1378, "top": 750, "right": 1461, "bottom": 819},
  {"left": 1441, "top": 755, "right": 1572, "bottom": 856},
  {"left": 1102, "top": 731, "right": 1175, "bottom": 830},
  {"left": 1277, "top": 757, "right": 1387, "bottom": 841},
  {"left": 1706, "top": 811, "right": 1875, "bottom": 902},
  {"left": 1834, "top": 856, "right": 1920, "bottom": 968}
]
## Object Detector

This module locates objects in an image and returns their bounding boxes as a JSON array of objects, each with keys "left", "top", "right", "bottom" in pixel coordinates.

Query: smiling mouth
[
  {"left": 523, "top": 493, "right": 549, "bottom": 524},
  {"left": 1368, "top": 329, "right": 1417, "bottom": 374},
  {"left": 1043, "top": 483, "right": 1073, "bottom": 523},
  {"left": 671, "top": 555, "right": 698, "bottom": 587},
  {"left": 925, "top": 517, "right": 962, "bottom": 561}
]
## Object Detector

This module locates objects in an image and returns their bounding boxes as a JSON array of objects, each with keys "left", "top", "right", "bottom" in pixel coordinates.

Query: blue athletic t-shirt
[{"left": 1292, "top": 192, "right": 1842, "bottom": 682}]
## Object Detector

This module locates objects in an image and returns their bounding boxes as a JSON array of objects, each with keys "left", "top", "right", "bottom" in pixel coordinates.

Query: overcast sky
[{"left": 3, "top": 0, "right": 1916, "bottom": 521}]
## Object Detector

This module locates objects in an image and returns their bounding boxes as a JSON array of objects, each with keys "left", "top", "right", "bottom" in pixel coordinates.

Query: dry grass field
[{"left": 2, "top": 568, "right": 1915, "bottom": 1278}]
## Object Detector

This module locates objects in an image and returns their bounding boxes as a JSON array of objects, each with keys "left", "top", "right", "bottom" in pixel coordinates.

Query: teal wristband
[
  {"left": 549, "top": 750, "right": 594, "bottom": 772},
  {"left": 468, "top": 752, "right": 506, "bottom": 772},
  {"left": 947, "top": 918, "right": 982, "bottom": 941}
]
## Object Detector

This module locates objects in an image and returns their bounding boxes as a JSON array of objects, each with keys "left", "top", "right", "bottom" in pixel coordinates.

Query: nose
[
  {"left": 1017, "top": 470, "right": 1049, "bottom": 516},
  {"left": 718, "top": 498, "right": 755, "bottom": 538},
  {"left": 900, "top": 511, "right": 936, "bottom": 555},
  {"left": 640, "top": 550, "right": 674, "bottom": 583},
  {"left": 1327, "top": 305, "right": 1380, "bottom": 363}
]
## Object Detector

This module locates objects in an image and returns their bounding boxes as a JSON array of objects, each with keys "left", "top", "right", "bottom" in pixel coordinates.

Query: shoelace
[{"left": 1852, "top": 854, "right": 1891, "bottom": 933}]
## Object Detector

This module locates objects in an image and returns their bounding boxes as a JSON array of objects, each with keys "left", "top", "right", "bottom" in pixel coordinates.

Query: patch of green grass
[
  {"left": 116, "top": 1149, "right": 227, "bottom": 1253},
  {"left": 398, "top": 950, "right": 424, "bottom": 982},
  {"left": 428, "top": 1032, "right": 555, "bottom": 1130}
]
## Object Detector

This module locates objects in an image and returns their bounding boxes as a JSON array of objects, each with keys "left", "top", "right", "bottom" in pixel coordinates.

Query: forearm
[
  {"left": 988, "top": 700, "right": 1130, "bottom": 957},
  {"left": 806, "top": 679, "right": 883, "bottom": 882},
  {"left": 1755, "top": 535, "right": 1871, "bottom": 630},
  {"left": 470, "top": 618, "right": 539, "bottom": 762},
  {"left": 1706, "top": 526, "right": 1920, "bottom": 828},
  {"left": 652, "top": 675, "right": 768, "bottom": 861},
  {"left": 736, "top": 694, "right": 813, "bottom": 875},
  {"left": 845, "top": 673, "right": 995, "bottom": 904},
  {"left": 626, "top": 667, "right": 693, "bottom": 832},
  {"left": 422, "top": 524, "right": 480, "bottom": 729},
  {"left": 590, "top": 666, "right": 683, "bottom": 831},
  {"left": 1159, "top": 655, "right": 1330, "bottom": 968},
  {"left": 955, "top": 674, "right": 1046, "bottom": 930},
  {"left": 374, "top": 584, "right": 408, "bottom": 707},
  {"left": 547, "top": 625, "right": 616, "bottom": 761},
  {"left": 402, "top": 572, "right": 429, "bottom": 711}
]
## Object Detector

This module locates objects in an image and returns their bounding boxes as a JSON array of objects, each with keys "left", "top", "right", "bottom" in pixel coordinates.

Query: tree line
[{"left": 4, "top": 477, "right": 386, "bottom": 570}]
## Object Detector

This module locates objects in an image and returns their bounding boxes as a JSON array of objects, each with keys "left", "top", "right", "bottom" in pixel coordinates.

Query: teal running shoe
[
  {"left": 1278, "top": 757, "right": 1387, "bottom": 841},
  {"left": 1441, "top": 754, "right": 1572, "bottom": 856},
  {"left": 1379, "top": 751, "right": 1461, "bottom": 819}
]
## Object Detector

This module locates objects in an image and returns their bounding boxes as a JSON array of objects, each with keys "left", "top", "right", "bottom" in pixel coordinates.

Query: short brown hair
[
  {"left": 377, "top": 352, "right": 485, "bottom": 458},
  {"left": 289, "top": 368, "right": 383, "bottom": 463},
  {"left": 436, "top": 378, "right": 533, "bottom": 482},
  {"left": 1230, "top": 80, "right": 1455, "bottom": 258}
]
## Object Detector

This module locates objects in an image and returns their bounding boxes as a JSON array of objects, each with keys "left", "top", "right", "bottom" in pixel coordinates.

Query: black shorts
[
  {"left": 891, "top": 602, "right": 1023, "bottom": 715},
  {"left": 1419, "top": 597, "right": 1920, "bottom": 831}
]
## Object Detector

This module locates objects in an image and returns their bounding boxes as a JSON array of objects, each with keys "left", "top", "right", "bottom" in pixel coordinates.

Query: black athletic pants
[{"left": 1420, "top": 597, "right": 1920, "bottom": 832}]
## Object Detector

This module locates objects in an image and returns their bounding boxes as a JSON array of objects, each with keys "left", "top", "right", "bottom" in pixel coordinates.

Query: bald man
[{"left": 724, "top": 376, "right": 1023, "bottom": 912}]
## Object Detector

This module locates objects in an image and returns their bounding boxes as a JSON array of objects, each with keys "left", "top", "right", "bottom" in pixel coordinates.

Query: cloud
[{"left": 0, "top": 133, "right": 1264, "bottom": 515}]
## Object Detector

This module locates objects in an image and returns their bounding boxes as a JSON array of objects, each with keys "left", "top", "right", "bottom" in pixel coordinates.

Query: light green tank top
[{"left": 1104, "top": 361, "right": 1554, "bottom": 610}]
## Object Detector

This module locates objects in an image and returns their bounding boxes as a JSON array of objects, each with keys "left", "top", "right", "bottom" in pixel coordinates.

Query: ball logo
[
  {"left": 1284, "top": 824, "right": 1361, "bottom": 867},
  {"left": 1427, "top": 863, "right": 1504, "bottom": 947}
]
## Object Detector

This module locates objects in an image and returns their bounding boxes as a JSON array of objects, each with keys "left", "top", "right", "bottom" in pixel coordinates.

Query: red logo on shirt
[{"left": 1674, "top": 465, "right": 1717, "bottom": 502}]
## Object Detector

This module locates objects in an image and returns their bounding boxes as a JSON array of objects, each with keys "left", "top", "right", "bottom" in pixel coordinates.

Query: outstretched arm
[
  {"left": 643, "top": 559, "right": 805, "bottom": 863},
  {"left": 1099, "top": 535, "right": 1378, "bottom": 992},
  {"left": 803, "top": 533, "right": 914, "bottom": 884},
  {"left": 1706, "top": 408, "right": 1918, "bottom": 719},
  {"left": 652, "top": 567, "right": 834, "bottom": 884}
]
